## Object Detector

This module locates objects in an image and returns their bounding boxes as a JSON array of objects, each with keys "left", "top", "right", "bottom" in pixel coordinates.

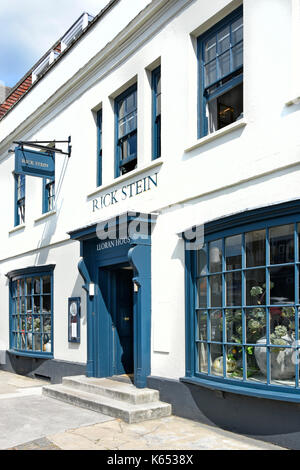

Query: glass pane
[
  {"left": 205, "top": 60, "right": 217, "bottom": 87},
  {"left": 204, "top": 36, "right": 216, "bottom": 62},
  {"left": 232, "top": 43, "right": 243, "bottom": 69},
  {"left": 270, "top": 306, "right": 295, "bottom": 343},
  {"left": 197, "top": 342, "right": 208, "bottom": 373},
  {"left": 209, "top": 239, "right": 222, "bottom": 273},
  {"left": 20, "top": 297, "right": 26, "bottom": 314},
  {"left": 246, "top": 269, "right": 266, "bottom": 305},
  {"left": 232, "top": 17, "right": 243, "bottom": 44},
  {"left": 42, "top": 334, "right": 51, "bottom": 353},
  {"left": 270, "top": 347, "right": 295, "bottom": 386},
  {"left": 32, "top": 333, "right": 42, "bottom": 352},
  {"left": 26, "top": 296, "right": 32, "bottom": 313},
  {"left": 42, "top": 295, "right": 51, "bottom": 314},
  {"left": 225, "top": 271, "right": 242, "bottom": 306},
  {"left": 127, "top": 132, "right": 137, "bottom": 157},
  {"left": 226, "top": 345, "right": 242, "bottom": 380},
  {"left": 33, "top": 296, "right": 41, "bottom": 314},
  {"left": 33, "top": 278, "right": 41, "bottom": 295},
  {"left": 226, "top": 309, "right": 242, "bottom": 343},
  {"left": 270, "top": 266, "right": 294, "bottom": 305},
  {"left": 43, "top": 276, "right": 51, "bottom": 294},
  {"left": 197, "top": 278, "right": 207, "bottom": 308},
  {"left": 270, "top": 224, "right": 294, "bottom": 265},
  {"left": 217, "top": 26, "right": 230, "bottom": 54},
  {"left": 210, "top": 310, "right": 222, "bottom": 341},
  {"left": 218, "top": 51, "right": 230, "bottom": 78},
  {"left": 197, "top": 246, "right": 207, "bottom": 276},
  {"left": 42, "top": 315, "right": 52, "bottom": 335},
  {"left": 210, "top": 274, "right": 222, "bottom": 307},
  {"left": 210, "top": 343, "right": 223, "bottom": 376},
  {"left": 246, "top": 308, "right": 266, "bottom": 344},
  {"left": 32, "top": 316, "right": 41, "bottom": 333},
  {"left": 246, "top": 347, "right": 265, "bottom": 383},
  {"left": 225, "top": 234, "right": 242, "bottom": 270},
  {"left": 26, "top": 278, "right": 32, "bottom": 296},
  {"left": 156, "top": 93, "right": 161, "bottom": 116},
  {"left": 118, "top": 100, "right": 125, "bottom": 118},
  {"left": 246, "top": 229, "right": 266, "bottom": 267},
  {"left": 197, "top": 310, "right": 207, "bottom": 341}
]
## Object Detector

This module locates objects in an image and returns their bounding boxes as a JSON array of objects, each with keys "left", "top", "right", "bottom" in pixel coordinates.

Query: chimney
[{"left": 0, "top": 83, "right": 12, "bottom": 104}]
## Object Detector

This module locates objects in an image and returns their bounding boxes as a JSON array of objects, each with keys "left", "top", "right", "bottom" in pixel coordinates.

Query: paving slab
[{"left": 47, "top": 416, "right": 285, "bottom": 451}]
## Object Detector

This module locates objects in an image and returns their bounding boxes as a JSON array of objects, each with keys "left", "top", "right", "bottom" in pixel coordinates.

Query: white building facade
[{"left": 1, "top": 0, "right": 300, "bottom": 448}]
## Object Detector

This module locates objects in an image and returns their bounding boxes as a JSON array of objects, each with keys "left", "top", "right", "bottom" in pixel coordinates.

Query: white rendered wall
[{"left": 1, "top": 0, "right": 300, "bottom": 379}]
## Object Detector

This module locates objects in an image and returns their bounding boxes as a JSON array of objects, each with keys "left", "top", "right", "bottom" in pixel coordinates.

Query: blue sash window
[
  {"left": 115, "top": 84, "right": 137, "bottom": 177},
  {"left": 15, "top": 174, "right": 25, "bottom": 226},
  {"left": 152, "top": 66, "right": 161, "bottom": 160},
  {"left": 198, "top": 7, "right": 243, "bottom": 137}
]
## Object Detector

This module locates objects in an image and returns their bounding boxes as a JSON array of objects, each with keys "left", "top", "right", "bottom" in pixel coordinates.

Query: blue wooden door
[{"left": 113, "top": 268, "right": 133, "bottom": 375}]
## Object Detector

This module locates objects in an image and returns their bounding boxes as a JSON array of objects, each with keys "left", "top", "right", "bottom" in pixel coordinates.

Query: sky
[{"left": 0, "top": 0, "right": 111, "bottom": 88}]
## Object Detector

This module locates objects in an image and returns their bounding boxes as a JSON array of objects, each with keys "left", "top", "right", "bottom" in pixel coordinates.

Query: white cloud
[{"left": 0, "top": 0, "right": 111, "bottom": 86}]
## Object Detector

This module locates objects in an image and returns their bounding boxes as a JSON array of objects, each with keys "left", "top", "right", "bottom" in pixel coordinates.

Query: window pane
[
  {"left": 270, "top": 347, "right": 295, "bottom": 386},
  {"left": 270, "top": 306, "right": 295, "bottom": 344},
  {"left": 226, "top": 309, "right": 242, "bottom": 343},
  {"left": 246, "top": 269, "right": 266, "bottom": 305},
  {"left": 43, "top": 276, "right": 51, "bottom": 294},
  {"left": 246, "top": 348, "right": 265, "bottom": 383},
  {"left": 26, "top": 278, "right": 32, "bottom": 296},
  {"left": 232, "top": 17, "right": 243, "bottom": 44},
  {"left": 205, "top": 60, "right": 217, "bottom": 87},
  {"left": 42, "top": 315, "right": 52, "bottom": 335},
  {"left": 42, "top": 295, "right": 51, "bottom": 314},
  {"left": 225, "top": 234, "right": 242, "bottom": 270},
  {"left": 270, "top": 266, "right": 294, "bottom": 305},
  {"left": 217, "top": 83, "right": 243, "bottom": 129},
  {"left": 225, "top": 271, "right": 242, "bottom": 306},
  {"left": 197, "top": 342, "right": 208, "bottom": 373},
  {"left": 211, "top": 343, "right": 224, "bottom": 376},
  {"left": 33, "top": 278, "right": 41, "bottom": 294},
  {"left": 209, "top": 239, "right": 222, "bottom": 273},
  {"left": 197, "top": 278, "right": 207, "bottom": 308},
  {"left": 270, "top": 224, "right": 294, "bottom": 265},
  {"left": 232, "top": 43, "right": 243, "bottom": 69},
  {"left": 226, "top": 345, "right": 242, "bottom": 379},
  {"left": 197, "top": 310, "right": 207, "bottom": 341},
  {"left": 210, "top": 274, "right": 222, "bottom": 307},
  {"left": 204, "top": 36, "right": 216, "bottom": 62},
  {"left": 246, "top": 229, "right": 266, "bottom": 267},
  {"left": 33, "top": 296, "right": 41, "bottom": 314},
  {"left": 246, "top": 308, "right": 266, "bottom": 343},
  {"left": 197, "top": 247, "right": 207, "bottom": 276},
  {"left": 218, "top": 51, "right": 230, "bottom": 78},
  {"left": 217, "top": 26, "right": 230, "bottom": 54},
  {"left": 210, "top": 310, "right": 222, "bottom": 341}
]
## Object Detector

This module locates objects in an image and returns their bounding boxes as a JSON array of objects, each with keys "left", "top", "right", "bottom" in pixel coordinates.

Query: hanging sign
[{"left": 15, "top": 146, "right": 55, "bottom": 178}]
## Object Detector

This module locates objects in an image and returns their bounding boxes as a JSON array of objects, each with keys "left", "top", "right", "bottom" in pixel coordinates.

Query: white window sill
[
  {"left": 9, "top": 224, "right": 25, "bottom": 235},
  {"left": 34, "top": 210, "right": 56, "bottom": 223},
  {"left": 87, "top": 158, "right": 163, "bottom": 199},
  {"left": 184, "top": 119, "right": 247, "bottom": 153}
]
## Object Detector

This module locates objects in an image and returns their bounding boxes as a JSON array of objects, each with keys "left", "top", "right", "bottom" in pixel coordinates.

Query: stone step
[
  {"left": 42, "top": 384, "right": 172, "bottom": 424},
  {"left": 62, "top": 375, "right": 159, "bottom": 405}
]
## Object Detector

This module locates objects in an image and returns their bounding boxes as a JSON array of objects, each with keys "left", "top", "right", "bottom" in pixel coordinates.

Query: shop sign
[
  {"left": 92, "top": 172, "right": 158, "bottom": 212},
  {"left": 15, "top": 147, "right": 55, "bottom": 178}
]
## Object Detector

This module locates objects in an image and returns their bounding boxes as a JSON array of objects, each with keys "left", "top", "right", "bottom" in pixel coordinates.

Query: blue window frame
[
  {"left": 42, "top": 151, "right": 55, "bottom": 213},
  {"left": 152, "top": 66, "right": 161, "bottom": 160},
  {"left": 15, "top": 173, "right": 25, "bottom": 226},
  {"left": 97, "top": 108, "right": 103, "bottom": 187},
  {"left": 184, "top": 201, "right": 300, "bottom": 402},
  {"left": 8, "top": 266, "right": 55, "bottom": 358},
  {"left": 115, "top": 84, "right": 137, "bottom": 177},
  {"left": 198, "top": 6, "right": 243, "bottom": 138}
]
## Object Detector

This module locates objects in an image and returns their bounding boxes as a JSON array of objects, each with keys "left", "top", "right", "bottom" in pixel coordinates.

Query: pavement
[{"left": 0, "top": 371, "right": 285, "bottom": 450}]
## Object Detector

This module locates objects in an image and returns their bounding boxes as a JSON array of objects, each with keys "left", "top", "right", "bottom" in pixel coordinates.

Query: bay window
[{"left": 185, "top": 201, "right": 300, "bottom": 401}]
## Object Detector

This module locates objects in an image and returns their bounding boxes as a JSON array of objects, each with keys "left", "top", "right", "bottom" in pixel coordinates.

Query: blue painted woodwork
[
  {"left": 197, "top": 6, "right": 243, "bottom": 138},
  {"left": 97, "top": 109, "right": 102, "bottom": 187},
  {"left": 182, "top": 199, "right": 300, "bottom": 402},
  {"left": 15, "top": 147, "right": 55, "bottom": 179},
  {"left": 152, "top": 66, "right": 161, "bottom": 160},
  {"left": 115, "top": 84, "right": 137, "bottom": 178},
  {"left": 7, "top": 265, "right": 55, "bottom": 358},
  {"left": 70, "top": 212, "right": 157, "bottom": 388}
]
